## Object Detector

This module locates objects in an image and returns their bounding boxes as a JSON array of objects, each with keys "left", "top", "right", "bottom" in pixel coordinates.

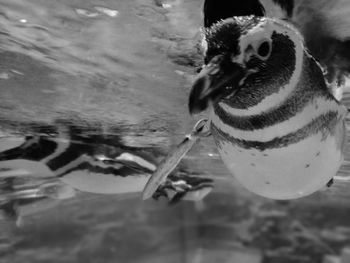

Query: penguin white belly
[
  {"left": 60, "top": 171, "right": 150, "bottom": 194},
  {"left": 212, "top": 122, "right": 344, "bottom": 199}
]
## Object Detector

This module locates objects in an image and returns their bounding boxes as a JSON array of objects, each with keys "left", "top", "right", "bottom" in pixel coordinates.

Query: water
[{"left": 1, "top": 0, "right": 350, "bottom": 262}]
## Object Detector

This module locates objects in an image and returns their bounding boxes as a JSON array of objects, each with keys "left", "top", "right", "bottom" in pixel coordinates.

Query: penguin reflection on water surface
[
  {"left": 0, "top": 130, "right": 213, "bottom": 222},
  {"left": 189, "top": 16, "right": 347, "bottom": 199}
]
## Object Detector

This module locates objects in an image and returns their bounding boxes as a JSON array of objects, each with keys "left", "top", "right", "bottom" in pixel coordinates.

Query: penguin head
[{"left": 189, "top": 16, "right": 305, "bottom": 114}]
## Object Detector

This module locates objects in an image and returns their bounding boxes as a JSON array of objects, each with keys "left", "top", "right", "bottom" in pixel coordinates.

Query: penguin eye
[{"left": 256, "top": 40, "right": 271, "bottom": 59}]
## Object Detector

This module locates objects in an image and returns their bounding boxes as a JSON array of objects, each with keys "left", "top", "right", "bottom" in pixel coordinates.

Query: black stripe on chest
[
  {"left": 214, "top": 54, "right": 335, "bottom": 131},
  {"left": 211, "top": 111, "right": 340, "bottom": 151},
  {"left": 215, "top": 89, "right": 331, "bottom": 131}
]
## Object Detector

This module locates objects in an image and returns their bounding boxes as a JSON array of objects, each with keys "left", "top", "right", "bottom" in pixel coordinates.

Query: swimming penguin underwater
[
  {"left": 186, "top": 0, "right": 350, "bottom": 199},
  {"left": 140, "top": 0, "right": 350, "bottom": 200},
  {"left": 0, "top": 123, "right": 213, "bottom": 223},
  {"left": 203, "top": 0, "right": 350, "bottom": 96},
  {"left": 142, "top": 0, "right": 350, "bottom": 200},
  {"left": 189, "top": 15, "right": 347, "bottom": 199}
]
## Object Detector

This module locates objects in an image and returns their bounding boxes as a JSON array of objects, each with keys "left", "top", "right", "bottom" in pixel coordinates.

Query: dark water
[{"left": 1, "top": 0, "right": 350, "bottom": 262}]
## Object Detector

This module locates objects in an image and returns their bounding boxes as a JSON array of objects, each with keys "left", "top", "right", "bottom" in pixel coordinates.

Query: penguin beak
[{"left": 188, "top": 55, "right": 245, "bottom": 114}]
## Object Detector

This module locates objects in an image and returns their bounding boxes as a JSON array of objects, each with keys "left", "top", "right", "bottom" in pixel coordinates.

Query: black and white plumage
[
  {"left": 203, "top": 0, "right": 350, "bottom": 95},
  {"left": 189, "top": 16, "right": 347, "bottom": 199},
  {"left": 0, "top": 130, "right": 213, "bottom": 221}
]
